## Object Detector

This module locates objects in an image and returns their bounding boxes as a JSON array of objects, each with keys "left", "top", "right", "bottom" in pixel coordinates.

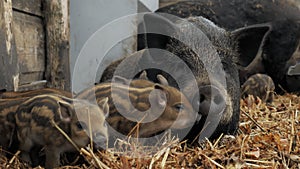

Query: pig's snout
[{"left": 198, "top": 85, "right": 226, "bottom": 116}]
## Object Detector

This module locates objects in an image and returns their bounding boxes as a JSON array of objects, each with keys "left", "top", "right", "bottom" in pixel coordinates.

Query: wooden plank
[
  {"left": 0, "top": 0, "right": 19, "bottom": 91},
  {"left": 12, "top": 0, "right": 42, "bottom": 17},
  {"left": 12, "top": 11, "right": 45, "bottom": 84},
  {"left": 18, "top": 80, "right": 46, "bottom": 91},
  {"left": 19, "top": 72, "right": 44, "bottom": 85},
  {"left": 44, "top": 0, "right": 70, "bottom": 91}
]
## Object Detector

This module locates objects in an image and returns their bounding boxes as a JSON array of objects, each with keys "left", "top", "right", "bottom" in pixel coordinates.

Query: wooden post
[
  {"left": 0, "top": 0, "right": 19, "bottom": 91},
  {"left": 43, "top": 0, "right": 70, "bottom": 91}
]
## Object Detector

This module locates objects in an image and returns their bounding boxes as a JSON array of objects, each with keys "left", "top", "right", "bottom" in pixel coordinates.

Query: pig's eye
[
  {"left": 76, "top": 121, "right": 87, "bottom": 130},
  {"left": 174, "top": 104, "right": 184, "bottom": 111}
]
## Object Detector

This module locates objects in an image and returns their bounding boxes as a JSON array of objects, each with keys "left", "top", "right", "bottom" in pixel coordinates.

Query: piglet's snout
[{"left": 92, "top": 132, "right": 107, "bottom": 149}]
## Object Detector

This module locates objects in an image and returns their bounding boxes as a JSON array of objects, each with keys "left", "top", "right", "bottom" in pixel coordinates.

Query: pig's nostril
[
  {"left": 197, "top": 85, "right": 225, "bottom": 116},
  {"left": 200, "top": 94, "right": 206, "bottom": 103},
  {"left": 213, "top": 94, "right": 224, "bottom": 105}
]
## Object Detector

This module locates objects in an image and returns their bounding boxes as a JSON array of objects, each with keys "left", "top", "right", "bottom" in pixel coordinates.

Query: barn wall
[
  {"left": 43, "top": 0, "right": 70, "bottom": 91},
  {"left": 0, "top": 0, "right": 70, "bottom": 91},
  {"left": 12, "top": 0, "right": 46, "bottom": 90},
  {"left": 0, "top": 0, "right": 19, "bottom": 91},
  {"left": 70, "top": 0, "right": 138, "bottom": 93},
  {"left": 139, "top": 0, "right": 159, "bottom": 11}
]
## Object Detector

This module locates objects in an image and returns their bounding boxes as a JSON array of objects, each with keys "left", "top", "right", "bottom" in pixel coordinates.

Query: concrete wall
[
  {"left": 139, "top": 0, "right": 159, "bottom": 11},
  {"left": 70, "top": 0, "right": 137, "bottom": 93}
]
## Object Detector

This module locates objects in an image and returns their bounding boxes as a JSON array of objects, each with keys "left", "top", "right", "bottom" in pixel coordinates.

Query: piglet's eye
[
  {"left": 76, "top": 121, "right": 87, "bottom": 130},
  {"left": 174, "top": 104, "right": 184, "bottom": 111}
]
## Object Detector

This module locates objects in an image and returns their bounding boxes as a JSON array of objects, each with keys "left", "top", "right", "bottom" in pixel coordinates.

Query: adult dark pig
[
  {"left": 100, "top": 13, "right": 271, "bottom": 144},
  {"left": 157, "top": 0, "right": 300, "bottom": 92}
]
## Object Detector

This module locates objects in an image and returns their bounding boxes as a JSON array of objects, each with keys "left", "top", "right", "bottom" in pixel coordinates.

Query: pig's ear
[
  {"left": 57, "top": 100, "right": 73, "bottom": 123},
  {"left": 139, "top": 13, "right": 177, "bottom": 50},
  {"left": 98, "top": 97, "right": 109, "bottom": 118},
  {"left": 287, "top": 63, "right": 300, "bottom": 76},
  {"left": 232, "top": 23, "right": 272, "bottom": 68}
]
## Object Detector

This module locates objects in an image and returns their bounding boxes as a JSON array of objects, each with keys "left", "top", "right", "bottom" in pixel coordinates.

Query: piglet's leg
[
  {"left": 45, "top": 146, "right": 60, "bottom": 169},
  {"left": 19, "top": 137, "right": 34, "bottom": 166},
  {"left": 20, "top": 152, "right": 31, "bottom": 166},
  {"left": 29, "top": 146, "right": 43, "bottom": 167}
]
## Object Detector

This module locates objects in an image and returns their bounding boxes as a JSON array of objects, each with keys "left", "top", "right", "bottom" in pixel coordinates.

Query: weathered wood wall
[
  {"left": 0, "top": 0, "right": 70, "bottom": 92},
  {"left": 0, "top": 0, "right": 19, "bottom": 91},
  {"left": 12, "top": 0, "right": 46, "bottom": 91}
]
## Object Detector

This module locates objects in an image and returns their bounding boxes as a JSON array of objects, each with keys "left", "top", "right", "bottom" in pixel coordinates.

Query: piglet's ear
[
  {"left": 58, "top": 100, "right": 73, "bottom": 123},
  {"left": 139, "top": 70, "right": 148, "bottom": 80},
  {"left": 98, "top": 97, "right": 109, "bottom": 118},
  {"left": 232, "top": 23, "right": 272, "bottom": 82},
  {"left": 149, "top": 84, "right": 168, "bottom": 108},
  {"left": 157, "top": 74, "right": 169, "bottom": 86},
  {"left": 113, "top": 76, "right": 131, "bottom": 85}
]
